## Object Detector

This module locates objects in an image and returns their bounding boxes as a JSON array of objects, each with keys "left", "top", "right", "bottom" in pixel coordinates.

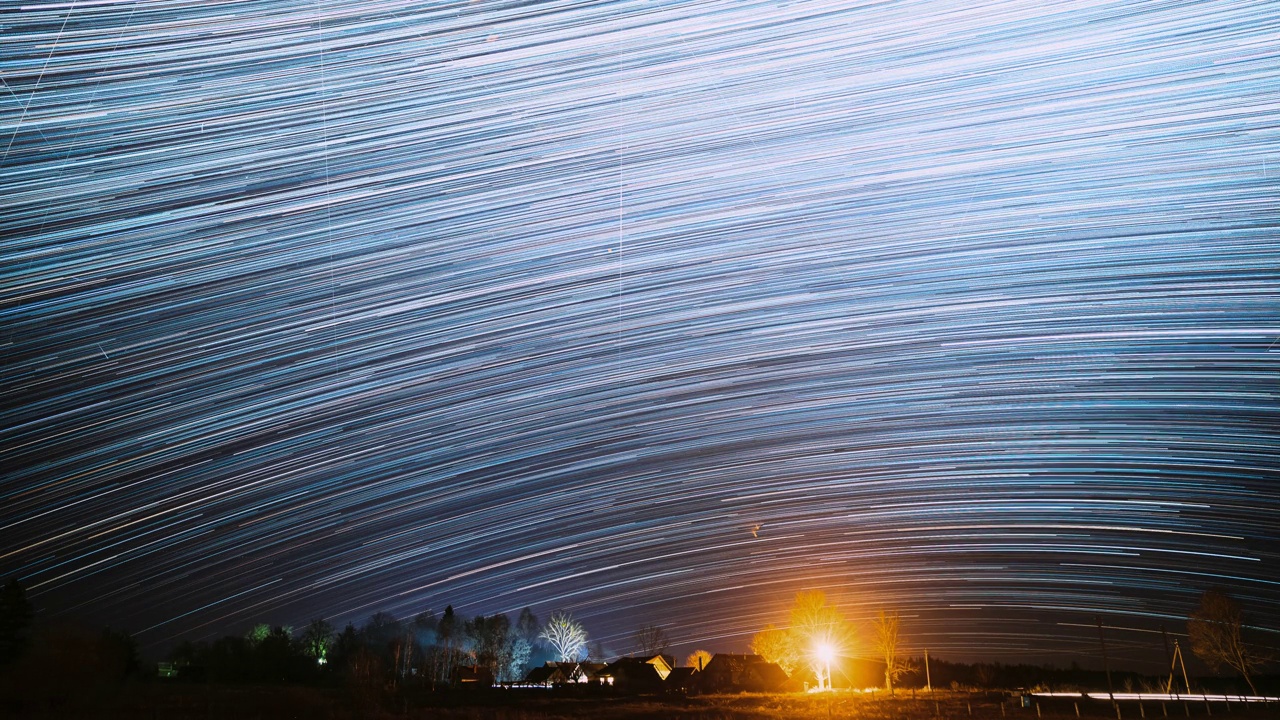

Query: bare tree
[
  {"left": 686, "top": 649, "right": 712, "bottom": 671},
  {"left": 539, "top": 611, "right": 588, "bottom": 662},
  {"left": 588, "top": 640, "right": 608, "bottom": 662},
  {"left": 633, "top": 624, "right": 670, "bottom": 658},
  {"left": 872, "top": 610, "right": 913, "bottom": 694},
  {"left": 1187, "top": 590, "right": 1271, "bottom": 695}
]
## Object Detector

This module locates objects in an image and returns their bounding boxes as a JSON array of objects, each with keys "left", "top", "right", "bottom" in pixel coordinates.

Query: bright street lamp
[{"left": 814, "top": 642, "right": 835, "bottom": 691}]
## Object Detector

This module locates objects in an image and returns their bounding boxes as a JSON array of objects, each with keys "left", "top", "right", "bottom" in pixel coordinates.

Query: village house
[
  {"left": 522, "top": 660, "right": 600, "bottom": 687},
  {"left": 694, "top": 653, "right": 789, "bottom": 693}
]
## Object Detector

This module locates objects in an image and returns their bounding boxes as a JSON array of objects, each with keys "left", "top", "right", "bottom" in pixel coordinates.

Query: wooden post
[
  {"left": 925, "top": 650, "right": 932, "bottom": 693},
  {"left": 1172, "top": 641, "right": 1191, "bottom": 697}
]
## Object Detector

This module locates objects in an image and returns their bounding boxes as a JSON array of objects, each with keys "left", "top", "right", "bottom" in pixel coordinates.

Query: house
[
  {"left": 577, "top": 661, "right": 607, "bottom": 682},
  {"left": 524, "top": 664, "right": 569, "bottom": 687},
  {"left": 748, "top": 660, "right": 790, "bottom": 691},
  {"left": 451, "top": 664, "right": 494, "bottom": 688},
  {"left": 695, "top": 653, "right": 790, "bottom": 693},
  {"left": 523, "top": 661, "right": 601, "bottom": 687},
  {"left": 593, "top": 657, "right": 666, "bottom": 693},
  {"left": 665, "top": 666, "right": 698, "bottom": 693}
]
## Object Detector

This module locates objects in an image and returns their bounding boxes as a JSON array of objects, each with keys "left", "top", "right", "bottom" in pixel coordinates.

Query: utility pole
[
  {"left": 1097, "top": 616, "right": 1115, "bottom": 706},
  {"left": 925, "top": 649, "right": 932, "bottom": 693},
  {"left": 1177, "top": 642, "right": 1190, "bottom": 696},
  {"left": 1166, "top": 640, "right": 1191, "bottom": 696}
]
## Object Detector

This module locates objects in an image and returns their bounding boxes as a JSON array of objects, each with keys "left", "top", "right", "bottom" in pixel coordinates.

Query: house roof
[
  {"left": 525, "top": 666, "right": 560, "bottom": 684},
  {"left": 599, "top": 657, "right": 664, "bottom": 682},
  {"left": 643, "top": 655, "right": 672, "bottom": 672},
  {"left": 528, "top": 663, "right": 585, "bottom": 684},
  {"left": 666, "top": 666, "right": 698, "bottom": 686},
  {"left": 703, "top": 653, "right": 765, "bottom": 672}
]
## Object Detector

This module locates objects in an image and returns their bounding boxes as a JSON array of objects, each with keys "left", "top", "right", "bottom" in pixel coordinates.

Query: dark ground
[{"left": 2, "top": 686, "right": 1277, "bottom": 720}]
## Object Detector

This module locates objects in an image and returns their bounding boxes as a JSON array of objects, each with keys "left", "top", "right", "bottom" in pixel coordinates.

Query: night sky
[{"left": 3, "top": 0, "right": 1278, "bottom": 670}]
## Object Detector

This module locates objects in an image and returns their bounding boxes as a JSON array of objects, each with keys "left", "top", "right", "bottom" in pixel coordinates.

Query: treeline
[
  {"left": 0, "top": 579, "right": 146, "bottom": 713},
  {"left": 3, "top": 577, "right": 1274, "bottom": 698},
  {"left": 895, "top": 658, "right": 1154, "bottom": 694},
  {"left": 167, "top": 606, "right": 556, "bottom": 687},
  {"left": 901, "top": 659, "right": 1278, "bottom": 696},
  {"left": 0, "top": 578, "right": 570, "bottom": 691}
]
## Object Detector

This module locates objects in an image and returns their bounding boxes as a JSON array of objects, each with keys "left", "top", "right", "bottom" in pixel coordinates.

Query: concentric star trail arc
[{"left": 2, "top": 0, "right": 1278, "bottom": 666}]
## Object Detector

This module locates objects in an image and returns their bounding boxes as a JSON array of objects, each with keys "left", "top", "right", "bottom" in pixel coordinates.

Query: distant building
[
  {"left": 695, "top": 653, "right": 790, "bottom": 693},
  {"left": 523, "top": 661, "right": 599, "bottom": 687},
  {"left": 665, "top": 665, "right": 699, "bottom": 693},
  {"left": 593, "top": 656, "right": 666, "bottom": 693},
  {"left": 524, "top": 664, "right": 569, "bottom": 687},
  {"left": 452, "top": 664, "right": 494, "bottom": 688}
]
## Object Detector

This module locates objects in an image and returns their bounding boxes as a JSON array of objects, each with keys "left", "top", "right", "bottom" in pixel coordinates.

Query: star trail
[{"left": 2, "top": 0, "right": 1278, "bottom": 667}]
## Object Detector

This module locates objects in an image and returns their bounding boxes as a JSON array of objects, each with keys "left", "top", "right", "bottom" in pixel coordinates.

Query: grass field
[{"left": 3, "top": 685, "right": 1276, "bottom": 720}]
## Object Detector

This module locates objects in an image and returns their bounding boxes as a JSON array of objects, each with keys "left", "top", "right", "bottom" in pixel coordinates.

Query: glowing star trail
[{"left": 1, "top": 0, "right": 1277, "bottom": 665}]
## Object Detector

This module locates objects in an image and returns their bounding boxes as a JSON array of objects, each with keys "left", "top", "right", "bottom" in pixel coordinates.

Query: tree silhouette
[
  {"left": 516, "top": 608, "right": 539, "bottom": 642},
  {"left": 0, "top": 578, "right": 33, "bottom": 665},
  {"left": 302, "top": 618, "right": 333, "bottom": 665},
  {"left": 511, "top": 607, "right": 539, "bottom": 679},
  {"left": 1187, "top": 590, "right": 1271, "bottom": 695},
  {"left": 330, "top": 623, "right": 361, "bottom": 676},
  {"left": 633, "top": 624, "right": 670, "bottom": 657},
  {"left": 428, "top": 605, "right": 464, "bottom": 685},
  {"left": 466, "top": 613, "right": 514, "bottom": 681}
]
